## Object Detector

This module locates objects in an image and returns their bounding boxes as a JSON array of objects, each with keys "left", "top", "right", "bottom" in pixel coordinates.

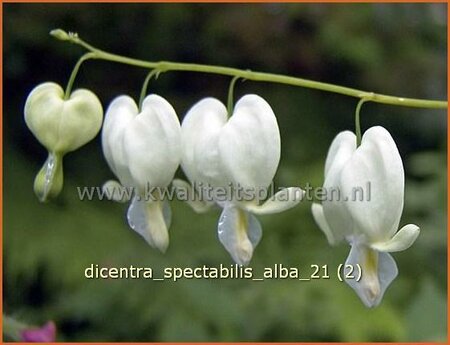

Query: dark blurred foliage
[{"left": 3, "top": 3, "right": 447, "bottom": 342}]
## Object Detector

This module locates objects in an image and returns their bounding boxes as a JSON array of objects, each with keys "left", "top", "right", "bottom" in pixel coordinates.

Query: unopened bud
[{"left": 49, "top": 29, "right": 70, "bottom": 41}]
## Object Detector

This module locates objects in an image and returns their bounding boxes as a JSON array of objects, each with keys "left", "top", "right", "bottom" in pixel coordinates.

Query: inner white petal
[
  {"left": 217, "top": 204, "right": 262, "bottom": 266},
  {"left": 127, "top": 195, "right": 171, "bottom": 253},
  {"left": 344, "top": 243, "right": 398, "bottom": 308}
]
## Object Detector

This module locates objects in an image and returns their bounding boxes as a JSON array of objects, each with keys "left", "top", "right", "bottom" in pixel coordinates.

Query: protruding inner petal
[
  {"left": 311, "top": 203, "right": 338, "bottom": 245},
  {"left": 344, "top": 243, "right": 398, "bottom": 308},
  {"left": 217, "top": 204, "right": 262, "bottom": 265},
  {"left": 127, "top": 196, "right": 172, "bottom": 253},
  {"left": 244, "top": 187, "right": 304, "bottom": 215},
  {"left": 102, "top": 180, "right": 131, "bottom": 203},
  {"left": 34, "top": 152, "right": 64, "bottom": 202},
  {"left": 172, "top": 179, "right": 214, "bottom": 213},
  {"left": 370, "top": 224, "right": 420, "bottom": 252}
]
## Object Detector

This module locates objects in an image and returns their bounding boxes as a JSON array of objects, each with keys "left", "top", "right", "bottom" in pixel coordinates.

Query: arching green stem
[
  {"left": 227, "top": 76, "right": 242, "bottom": 116},
  {"left": 139, "top": 69, "right": 161, "bottom": 111},
  {"left": 355, "top": 97, "right": 371, "bottom": 147},
  {"left": 54, "top": 29, "right": 448, "bottom": 110},
  {"left": 64, "top": 52, "right": 96, "bottom": 99}
]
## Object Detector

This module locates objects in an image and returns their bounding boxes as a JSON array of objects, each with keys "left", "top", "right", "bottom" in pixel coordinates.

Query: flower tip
[
  {"left": 154, "top": 236, "right": 169, "bottom": 254},
  {"left": 236, "top": 238, "right": 254, "bottom": 266},
  {"left": 350, "top": 273, "right": 384, "bottom": 308},
  {"left": 363, "top": 280, "right": 381, "bottom": 308}
]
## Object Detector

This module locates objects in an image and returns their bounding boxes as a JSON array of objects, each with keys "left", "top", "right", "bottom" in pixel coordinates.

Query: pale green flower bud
[
  {"left": 49, "top": 29, "right": 71, "bottom": 41},
  {"left": 24, "top": 82, "right": 103, "bottom": 201}
]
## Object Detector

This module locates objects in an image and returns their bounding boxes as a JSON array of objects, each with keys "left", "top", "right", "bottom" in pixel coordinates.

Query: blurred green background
[{"left": 3, "top": 3, "right": 447, "bottom": 342}]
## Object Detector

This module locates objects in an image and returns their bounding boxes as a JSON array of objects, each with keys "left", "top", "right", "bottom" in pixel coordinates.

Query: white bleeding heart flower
[
  {"left": 179, "top": 94, "right": 304, "bottom": 265},
  {"left": 102, "top": 94, "right": 181, "bottom": 253},
  {"left": 311, "top": 126, "right": 420, "bottom": 307},
  {"left": 24, "top": 82, "right": 103, "bottom": 201}
]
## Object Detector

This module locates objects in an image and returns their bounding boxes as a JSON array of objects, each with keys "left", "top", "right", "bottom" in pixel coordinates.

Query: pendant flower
[
  {"left": 102, "top": 94, "right": 181, "bottom": 252},
  {"left": 179, "top": 94, "right": 303, "bottom": 265},
  {"left": 24, "top": 82, "right": 103, "bottom": 201},
  {"left": 311, "top": 126, "right": 420, "bottom": 307}
]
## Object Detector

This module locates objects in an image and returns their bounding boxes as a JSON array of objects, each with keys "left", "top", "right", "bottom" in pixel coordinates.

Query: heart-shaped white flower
[
  {"left": 312, "top": 126, "right": 420, "bottom": 307},
  {"left": 179, "top": 94, "right": 304, "bottom": 265},
  {"left": 102, "top": 94, "right": 181, "bottom": 252}
]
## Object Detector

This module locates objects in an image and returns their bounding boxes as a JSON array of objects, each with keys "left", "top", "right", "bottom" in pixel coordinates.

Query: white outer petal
[
  {"left": 101, "top": 95, "right": 137, "bottom": 187},
  {"left": 219, "top": 94, "right": 280, "bottom": 193},
  {"left": 370, "top": 224, "right": 420, "bottom": 252},
  {"left": 311, "top": 203, "right": 338, "bottom": 245},
  {"left": 102, "top": 180, "right": 131, "bottom": 202},
  {"left": 340, "top": 126, "right": 404, "bottom": 242},
  {"left": 322, "top": 131, "right": 357, "bottom": 243},
  {"left": 324, "top": 130, "right": 357, "bottom": 177},
  {"left": 123, "top": 95, "right": 181, "bottom": 192},
  {"left": 244, "top": 187, "right": 304, "bottom": 215},
  {"left": 180, "top": 98, "right": 228, "bottom": 189}
]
